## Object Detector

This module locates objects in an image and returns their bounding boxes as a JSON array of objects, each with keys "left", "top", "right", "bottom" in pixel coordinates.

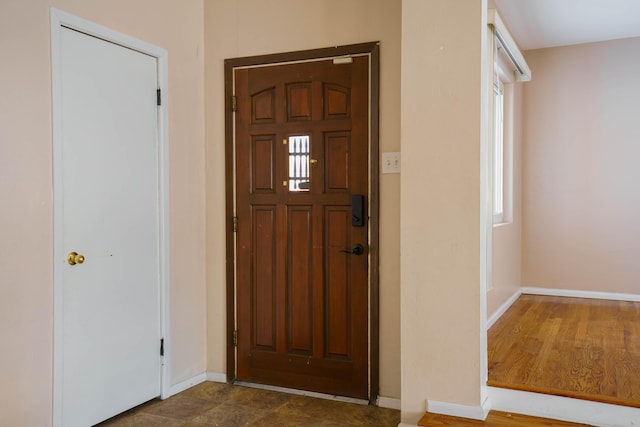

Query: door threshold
[{"left": 233, "top": 381, "right": 369, "bottom": 406}]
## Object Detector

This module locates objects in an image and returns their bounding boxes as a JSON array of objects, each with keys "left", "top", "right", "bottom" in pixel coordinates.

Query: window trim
[
  {"left": 492, "top": 44, "right": 515, "bottom": 226},
  {"left": 492, "top": 76, "right": 505, "bottom": 224}
]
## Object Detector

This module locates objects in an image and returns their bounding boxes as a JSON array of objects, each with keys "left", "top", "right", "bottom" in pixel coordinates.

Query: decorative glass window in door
[{"left": 288, "top": 135, "right": 310, "bottom": 191}]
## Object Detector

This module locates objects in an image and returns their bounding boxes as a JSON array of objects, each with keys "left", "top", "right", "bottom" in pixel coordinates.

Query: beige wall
[
  {"left": 401, "top": 0, "right": 488, "bottom": 423},
  {"left": 488, "top": 82, "right": 523, "bottom": 316},
  {"left": 0, "top": 0, "right": 513, "bottom": 423},
  {"left": 204, "top": 0, "right": 402, "bottom": 399},
  {"left": 0, "top": 1, "right": 206, "bottom": 425},
  {"left": 522, "top": 37, "right": 640, "bottom": 294}
]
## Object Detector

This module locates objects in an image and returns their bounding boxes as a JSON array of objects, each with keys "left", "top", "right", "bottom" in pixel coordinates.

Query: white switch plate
[{"left": 381, "top": 152, "right": 400, "bottom": 174}]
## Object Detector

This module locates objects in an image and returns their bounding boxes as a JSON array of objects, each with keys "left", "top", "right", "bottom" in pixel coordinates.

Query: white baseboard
[
  {"left": 427, "top": 396, "right": 490, "bottom": 421},
  {"left": 522, "top": 287, "right": 640, "bottom": 302},
  {"left": 377, "top": 396, "right": 401, "bottom": 410},
  {"left": 167, "top": 372, "right": 207, "bottom": 397},
  {"left": 206, "top": 371, "right": 227, "bottom": 383},
  {"left": 487, "top": 289, "right": 522, "bottom": 329},
  {"left": 489, "top": 386, "right": 640, "bottom": 427}
]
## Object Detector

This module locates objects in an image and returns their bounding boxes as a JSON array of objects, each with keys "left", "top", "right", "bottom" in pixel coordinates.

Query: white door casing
[{"left": 51, "top": 9, "right": 170, "bottom": 427}]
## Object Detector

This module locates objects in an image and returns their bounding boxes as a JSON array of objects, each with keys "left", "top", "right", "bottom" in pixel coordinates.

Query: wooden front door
[{"left": 234, "top": 55, "right": 370, "bottom": 399}]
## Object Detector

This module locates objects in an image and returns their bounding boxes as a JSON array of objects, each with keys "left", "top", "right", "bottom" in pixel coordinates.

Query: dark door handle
[{"left": 341, "top": 244, "right": 364, "bottom": 256}]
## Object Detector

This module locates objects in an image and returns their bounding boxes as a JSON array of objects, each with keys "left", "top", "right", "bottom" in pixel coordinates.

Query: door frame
[
  {"left": 224, "top": 42, "right": 380, "bottom": 403},
  {"left": 50, "top": 8, "right": 170, "bottom": 426}
]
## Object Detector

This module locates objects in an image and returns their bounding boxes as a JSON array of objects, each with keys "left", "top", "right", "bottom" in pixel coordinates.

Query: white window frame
[
  {"left": 493, "top": 76, "right": 505, "bottom": 224},
  {"left": 492, "top": 45, "right": 514, "bottom": 226}
]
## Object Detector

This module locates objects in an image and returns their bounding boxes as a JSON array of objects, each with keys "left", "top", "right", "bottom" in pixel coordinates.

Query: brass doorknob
[{"left": 67, "top": 251, "right": 85, "bottom": 265}]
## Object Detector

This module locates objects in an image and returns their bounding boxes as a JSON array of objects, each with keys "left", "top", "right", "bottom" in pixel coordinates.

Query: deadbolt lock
[{"left": 67, "top": 251, "right": 85, "bottom": 265}]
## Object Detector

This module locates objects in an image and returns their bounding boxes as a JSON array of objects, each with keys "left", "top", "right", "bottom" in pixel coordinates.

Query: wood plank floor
[
  {"left": 419, "top": 410, "right": 591, "bottom": 426},
  {"left": 488, "top": 294, "right": 640, "bottom": 407}
]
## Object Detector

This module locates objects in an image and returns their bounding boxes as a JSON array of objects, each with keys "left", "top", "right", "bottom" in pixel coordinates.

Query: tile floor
[{"left": 97, "top": 381, "right": 400, "bottom": 427}]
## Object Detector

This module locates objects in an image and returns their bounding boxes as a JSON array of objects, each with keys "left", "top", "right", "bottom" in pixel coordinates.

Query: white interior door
[{"left": 58, "top": 26, "right": 162, "bottom": 427}]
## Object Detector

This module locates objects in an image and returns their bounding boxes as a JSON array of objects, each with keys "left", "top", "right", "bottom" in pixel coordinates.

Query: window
[
  {"left": 493, "top": 75, "right": 505, "bottom": 223},
  {"left": 288, "top": 135, "right": 310, "bottom": 192},
  {"left": 492, "top": 44, "right": 514, "bottom": 225}
]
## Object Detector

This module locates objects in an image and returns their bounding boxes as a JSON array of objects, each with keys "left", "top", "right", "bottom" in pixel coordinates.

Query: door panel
[
  {"left": 252, "top": 205, "right": 276, "bottom": 350},
  {"left": 325, "top": 206, "right": 350, "bottom": 359},
  {"left": 252, "top": 136, "right": 276, "bottom": 191},
  {"left": 325, "top": 132, "right": 350, "bottom": 190},
  {"left": 59, "top": 27, "right": 161, "bottom": 426},
  {"left": 235, "top": 57, "right": 369, "bottom": 398},
  {"left": 287, "top": 205, "right": 313, "bottom": 354}
]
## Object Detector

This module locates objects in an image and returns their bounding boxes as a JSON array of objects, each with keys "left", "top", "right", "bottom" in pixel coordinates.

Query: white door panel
[{"left": 59, "top": 27, "right": 161, "bottom": 427}]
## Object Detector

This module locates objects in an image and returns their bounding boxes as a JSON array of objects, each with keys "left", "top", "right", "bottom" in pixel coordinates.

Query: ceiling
[{"left": 493, "top": 0, "right": 640, "bottom": 50}]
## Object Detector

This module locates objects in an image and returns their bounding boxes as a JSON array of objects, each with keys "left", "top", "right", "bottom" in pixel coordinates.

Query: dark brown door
[{"left": 234, "top": 56, "right": 369, "bottom": 399}]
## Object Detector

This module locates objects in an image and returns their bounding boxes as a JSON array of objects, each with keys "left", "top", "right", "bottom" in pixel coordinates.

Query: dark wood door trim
[{"left": 224, "top": 42, "right": 380, "bottom": 404}]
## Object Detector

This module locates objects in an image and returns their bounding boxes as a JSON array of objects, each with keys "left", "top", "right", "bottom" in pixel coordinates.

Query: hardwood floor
[
  {"left": 488, "top": 294, "right": 640, "bottom": 407},
  {"left": 419, "top": 410, "right": 590, "bottom": 426}
]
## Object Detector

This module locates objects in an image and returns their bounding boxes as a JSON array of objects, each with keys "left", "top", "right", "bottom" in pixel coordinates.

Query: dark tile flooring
[{"left": 97, "top": 381, "right": 400, "bottom": 427}]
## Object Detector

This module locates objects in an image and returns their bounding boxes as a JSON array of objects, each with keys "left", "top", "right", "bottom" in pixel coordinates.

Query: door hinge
[
  {"left": 232, "top": 216, "right": 238, "bottom": 233},
  {"left": 231, "top": 95, "right": 237, "bottom": 112},
  {"left": 157, "top": 88, "right": 162, "bottom": 106},
  {"left": 233, "top": 330, "right": 238, "bottom": 347},
  {"left": 160, "top": 338, "right": 164, "bottom": 356}
]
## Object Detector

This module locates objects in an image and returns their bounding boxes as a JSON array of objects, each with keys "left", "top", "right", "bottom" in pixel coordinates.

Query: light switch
[{"left": 381, "top": 152, "right": 400, "bottom": 174}]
